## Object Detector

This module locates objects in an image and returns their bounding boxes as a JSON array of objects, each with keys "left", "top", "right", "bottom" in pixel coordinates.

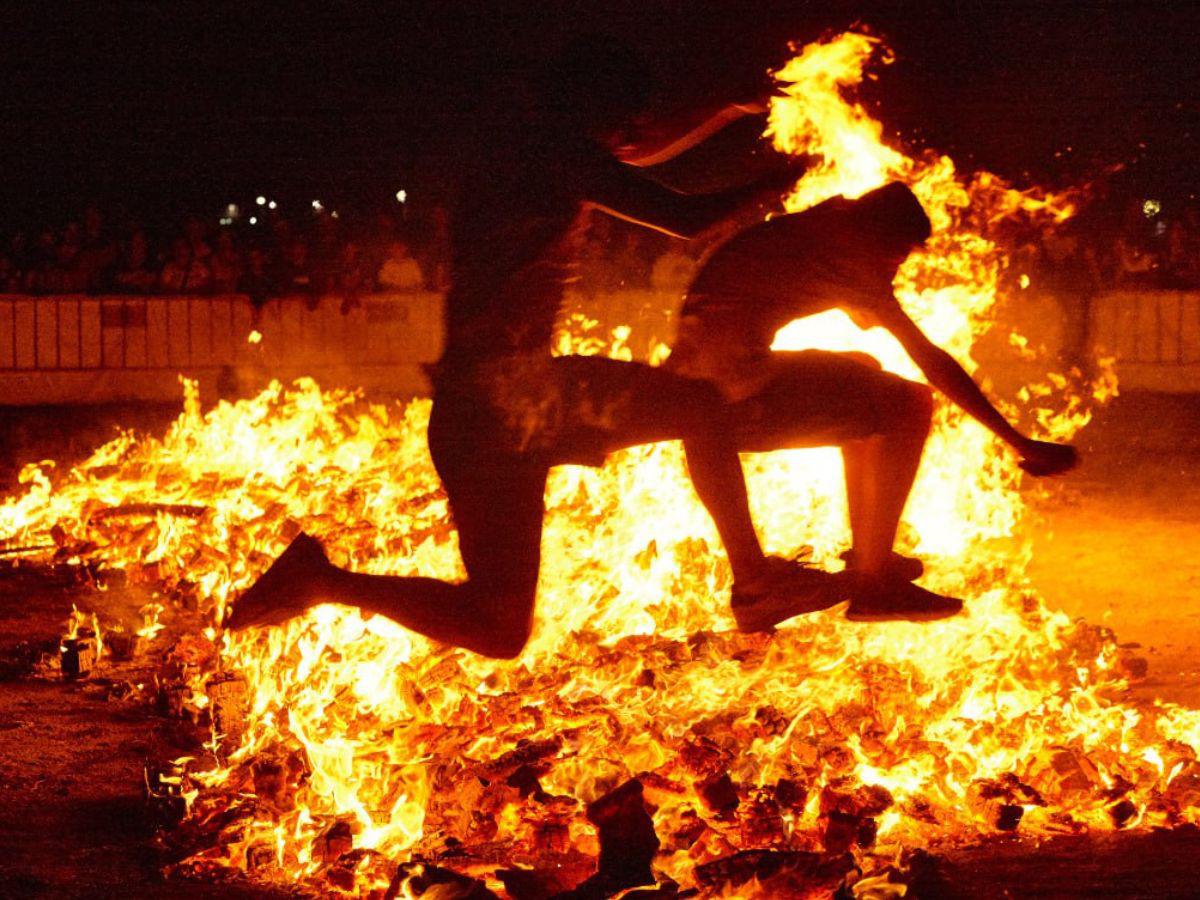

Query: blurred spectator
[
  {"left": 275, "top": 237, "right": 315, "bottom": 304},
  {"left": 377, "top": 238, "right": 424, "bottom": 290},
  {"left": 183, "top": 215, "right": 213, "bottom": 263},
  {"left": 160, "top": 237, "right": 211, "bottom": 293},
  {"left": 336, "top": 240, "right": 372, "bottom": 313},
  {"left": 421, "top": 205, "right": 451, "bottom": 291},
  {"left": 74, "top": 206, "right": 119, "bottom": 292},
  {"left": 210, "top": 230, "right": 244, "bottom": 293},
  {"left": 113, "top": 229, "right": 158, "bottom": 293},
  {"left": 0, "top": 253, "right": 18, "bottom": 292},
  {"left": 240, "top": 246, "right": 273, "bottom": 307},
  {"left": 1165, "top": 208, "right": 1200, "bottom": 289}
]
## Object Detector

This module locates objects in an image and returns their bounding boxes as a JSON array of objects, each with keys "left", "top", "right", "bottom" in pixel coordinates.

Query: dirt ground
[{"left": 0, "top": 392, "right": 1197, "bottom": 898}]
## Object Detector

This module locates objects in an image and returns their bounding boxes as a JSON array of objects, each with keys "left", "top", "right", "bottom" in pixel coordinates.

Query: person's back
[
  {"left": 443, "top": 114, "right": 597, "bottom": 365},
  {"left": 670, "top": 184, "right": 927, "bottom": 400}
]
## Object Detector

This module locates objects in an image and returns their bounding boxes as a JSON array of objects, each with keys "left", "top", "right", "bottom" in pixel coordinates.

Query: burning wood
[{"left": 0, "top": 27, "right": 1184, "bottom": 900}]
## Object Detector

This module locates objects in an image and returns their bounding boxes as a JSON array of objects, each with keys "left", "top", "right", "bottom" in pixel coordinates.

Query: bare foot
[
  {"left": 225, "top": 533, "right": 333, "bottom": 630},
  {"left": 845, "top": 576, "right": 963, "bottom": 623},
  {"left": 731, "top": 557, "right": 848, "bottom": 633}
]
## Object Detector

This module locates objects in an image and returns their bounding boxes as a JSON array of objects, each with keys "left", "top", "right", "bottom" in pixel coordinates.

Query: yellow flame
[{"left": 0, "top": 29, "right": 1190, "bottom": 897}]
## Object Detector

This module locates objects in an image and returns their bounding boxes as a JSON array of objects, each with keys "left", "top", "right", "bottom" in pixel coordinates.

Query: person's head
[
  {"left": 854, "top": 182, "right": 931, "bottom": 271},
  {"left": 61, "top": 221, "right": 81, "bottom": 246},
  {"left": 387, "top": 239, "right": 411, "bottom": 259},
  {"left": 538, "top": 33, "right": 658, "bottom": 148},
  {"left": 170, "top": 237, "right": 192, "bottom": 265},
  {"left": 126, "top": 230, "right": 148, "bottom": 265},
  {"left": 184, "top": 215, "right": 207, "bottom": 244},
  {"left": 216, "top": 230, "right": 236, "bottom": 254}
]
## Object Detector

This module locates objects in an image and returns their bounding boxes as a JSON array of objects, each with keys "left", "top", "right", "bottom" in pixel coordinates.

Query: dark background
[{"left": 1, "top": 1, "right": 1197, "bottom": 224}]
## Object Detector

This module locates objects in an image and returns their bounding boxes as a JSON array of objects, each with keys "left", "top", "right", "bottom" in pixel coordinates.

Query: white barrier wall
[
  {"left": 1091, "top": 290, "right": 1200, "bottom": 392},
  {"left": 1, "top": 288, "right": 1198, "bottom": 406},
  {"left": 0, "top": 292, "right": 445, "bottom": 405}
]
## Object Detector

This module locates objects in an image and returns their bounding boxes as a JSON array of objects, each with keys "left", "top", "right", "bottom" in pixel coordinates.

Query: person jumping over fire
[
  {"left": 226, "top": 36, "right": 858, "bottom": 654},
  {"left": 665, "top": 181, "right": 1079, "bottom": 622}
]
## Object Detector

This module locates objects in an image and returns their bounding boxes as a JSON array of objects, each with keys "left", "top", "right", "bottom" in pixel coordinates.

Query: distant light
[
  {"left": 226, "top": 203, "right": 239, "bottom": 218},
  {"left": 218, "top": 216, "right": 233, "bottom": 226},
  {"left": 247, "top": 330, "right": 263, "bottom": 344},
  {"left": 249, "top": 216, "right": 258, "bottom": 225},
  {"left": 331, "top": 210, "right": 340, "bottom": 219},
  {"left": 268, "top": 200, "right": 278, "bottom": 210},
  {"left": 256, "top": 195, "right": 267, "bottom": 206},
  {"left": 312, "top": 199, "right": 324, "bottom": 212},
  {"left": 1143, "top": 199, "right": 1162, "bottom": 218},
  {"left": 1019, "top": 273, "right": 1030, "bottom": 289},
  {"left": 395, "top": 189, "right": 407, "bottom": 204}
]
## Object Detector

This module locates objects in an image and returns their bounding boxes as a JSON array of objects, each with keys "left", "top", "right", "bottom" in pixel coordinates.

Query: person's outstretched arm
[
  {"left": 582, "top": 151, "right": 797, "bottom": 239},
  {"left": 874, "top": 301, "right": 1079, "bottom": 476},
  {"left": 620, "top": 101, "right": 765, "bottom": 168}
]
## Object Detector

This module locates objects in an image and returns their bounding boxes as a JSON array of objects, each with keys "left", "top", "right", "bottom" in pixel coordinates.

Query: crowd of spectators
[
  {"left": 1016, "top": 198, "right": 1200, "bottom": 295},
  {"left": 0, "top": 204, "right": 450, "bottom": 309},
  {"left": 7, "top": 195, "right": 1197, "bottom": 309}
]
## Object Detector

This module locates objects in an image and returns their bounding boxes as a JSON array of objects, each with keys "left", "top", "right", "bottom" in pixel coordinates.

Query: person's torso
[{"left": 442, "top": 122, "right": 600, "bottom": 364}]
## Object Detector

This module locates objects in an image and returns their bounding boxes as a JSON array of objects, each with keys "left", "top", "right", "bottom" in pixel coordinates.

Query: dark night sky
[{"left": 1, "top": 1, "right": 1197, "bottom": 224}]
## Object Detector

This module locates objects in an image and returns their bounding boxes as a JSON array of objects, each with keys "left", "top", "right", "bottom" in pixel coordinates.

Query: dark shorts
[
  {"left": 726, "top": 350, "right": 931, "bottom": 451},
  {"left": 428, "top": 353, "right": 727, "bottom": 475}
]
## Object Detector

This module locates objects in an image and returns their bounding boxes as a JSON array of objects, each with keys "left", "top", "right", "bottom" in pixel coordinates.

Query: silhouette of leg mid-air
[
  {"left": 724, "top": 349, "right": 963, "bottom": 623},
  {"left": 226, "top": 355, "right": 847, "bottom": 655}
]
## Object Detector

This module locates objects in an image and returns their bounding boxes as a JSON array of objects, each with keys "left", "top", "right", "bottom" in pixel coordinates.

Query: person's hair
[{"left": 537, "top": 33, "right": 658, "bottom": 123}]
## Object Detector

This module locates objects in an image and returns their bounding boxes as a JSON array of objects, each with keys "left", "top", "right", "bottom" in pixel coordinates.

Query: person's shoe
[
  {"left": 731, "top": 558, "right": 848, "bottom": 633},
  {"left": 839, "top": 548, "right": 924, "bottom": 582},
  {"left": 225, "top": 532, "right": 331, "bottom": 630},
  {"left": 845, "top": 577, "right": 964, "bottom": 623}
]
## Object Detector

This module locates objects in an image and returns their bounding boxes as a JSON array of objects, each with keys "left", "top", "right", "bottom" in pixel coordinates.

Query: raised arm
[
  {"left": 874, "top": 300, "right": 1079, "bottom": 476},
  {"left": 582, "top": 152, "right": 796, "bottom": 239},
  {"left": 620, "top": 101, "right": 764, "bottom": 168}
]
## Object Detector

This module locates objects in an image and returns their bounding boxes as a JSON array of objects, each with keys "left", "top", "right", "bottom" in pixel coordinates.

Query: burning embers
[{"left": 0, "top": 27, "right": 1187, "bottom": 900}]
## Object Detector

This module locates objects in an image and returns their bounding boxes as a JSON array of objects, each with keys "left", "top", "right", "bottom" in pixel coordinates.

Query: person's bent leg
[
  {"left": 842, "top": 377, "right": 933, "bottom": 578},
  {"left": 727, "top": 351, "right": 960, "bottom": 621},
  {"left": 319, "top": 461, "right": 548, "bottom": 658},
  {"left": 227, "top": 415, "right": 549, "bottom": 658},
  {"left": 550, "top": 356, "right": 845, "bottom": 630}
]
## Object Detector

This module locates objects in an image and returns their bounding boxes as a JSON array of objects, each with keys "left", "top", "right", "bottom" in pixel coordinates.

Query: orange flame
[{"left": 0, "top": 30, "right": 1188, "bottom": 898}]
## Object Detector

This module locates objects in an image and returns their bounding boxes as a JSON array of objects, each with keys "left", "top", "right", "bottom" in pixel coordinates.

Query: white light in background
[
  {"left": 395, "top": 189, "right": 407, "bottom": 204},
  {"left": 256, "top": 195, "right": 267, "bottom": 206},
  {"left": 249, "top": 216, "right": 258, "bottom": 225},
  {"left": 268, "top": 200, "right": 278, "bottom": 210},
  {"left": 312, "top": 200, "right": 324, "bottom": 212},
  {"left": 1143, "top": 199, "right": 1162, "bottom": 218}
]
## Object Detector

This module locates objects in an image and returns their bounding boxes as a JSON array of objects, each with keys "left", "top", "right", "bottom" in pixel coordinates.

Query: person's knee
[
  {"left": 465, "top": 584, "right": 535, "bottom": 659},
  {"left": 476, "top": 618, "right": 533, "bottom": 659}
]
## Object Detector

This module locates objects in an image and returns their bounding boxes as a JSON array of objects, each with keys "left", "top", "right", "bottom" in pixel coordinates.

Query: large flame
[{"left": 0, "top": 30, "right": 1189, "bottom": 898}]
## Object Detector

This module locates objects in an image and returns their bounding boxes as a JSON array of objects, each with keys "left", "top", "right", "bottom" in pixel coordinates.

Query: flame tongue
[{"left": 0, "top": 29, "right": 1187, "bottom": 898}]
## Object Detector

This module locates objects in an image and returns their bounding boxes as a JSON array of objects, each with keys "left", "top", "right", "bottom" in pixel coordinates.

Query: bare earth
[{"left": 0, "top": 393, "right": 1197, "bottom": 898}]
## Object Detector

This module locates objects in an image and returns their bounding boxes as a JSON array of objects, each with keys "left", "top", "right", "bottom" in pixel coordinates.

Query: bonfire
[{"left": 3, "top": 30, "right": 1193, "bottom": 899}]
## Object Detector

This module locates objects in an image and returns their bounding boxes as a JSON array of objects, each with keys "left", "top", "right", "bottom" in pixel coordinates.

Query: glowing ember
[{"left": 0, "top": 29, "right": 1190, "bottom": 899}]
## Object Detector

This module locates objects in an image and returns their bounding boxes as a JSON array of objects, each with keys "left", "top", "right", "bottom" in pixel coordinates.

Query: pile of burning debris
[
  {"left": 23, "top": 548, "right": 1180, "bottom": 900},
  {"left": 3, "top": 27, "right": 1196, "bottom": 900}
]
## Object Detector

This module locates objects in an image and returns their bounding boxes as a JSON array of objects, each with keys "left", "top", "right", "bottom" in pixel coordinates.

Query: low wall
[
  {"left": 0, "top": 292, "right": 445, "bottom": 405},
  {"left": 1090, "top": 290, "right": 1200, "bottom": 392},
  {"left": 1, "top": 288, "right": 1198, "bottom": 406}
]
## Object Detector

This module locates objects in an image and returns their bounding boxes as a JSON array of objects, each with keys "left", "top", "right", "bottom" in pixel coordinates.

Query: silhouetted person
[
  {"left": 228, "top": 35, "right": 842, "bottom": 654},
  {"left": 668, "top": 182, "right": 1078, "bottom": 620}
]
